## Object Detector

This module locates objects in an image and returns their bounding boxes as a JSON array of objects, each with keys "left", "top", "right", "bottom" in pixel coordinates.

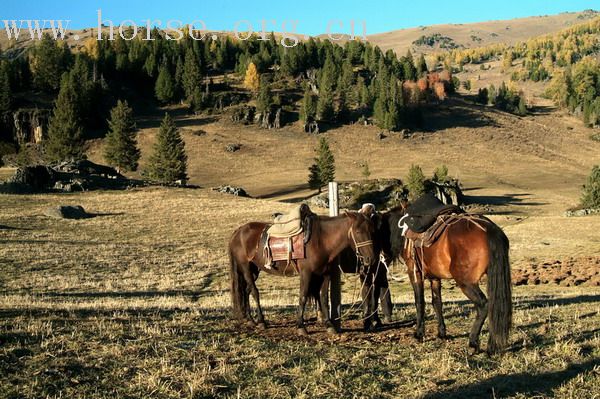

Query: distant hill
[{"left": 366, "top": 10, "right": 599, "bottom": 56}]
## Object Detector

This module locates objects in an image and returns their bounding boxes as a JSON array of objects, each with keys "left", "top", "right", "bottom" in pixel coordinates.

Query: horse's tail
[
  {"left": 229, "top": 242, "right": 249, "bottom": 320},
  {"left": 486, "top": 223, "right": 512, "bottom": 354}
]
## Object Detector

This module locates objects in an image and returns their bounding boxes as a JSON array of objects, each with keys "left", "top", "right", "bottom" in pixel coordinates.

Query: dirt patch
[{"left": 513, "top": 256, "right": 600, "bottom": 287}]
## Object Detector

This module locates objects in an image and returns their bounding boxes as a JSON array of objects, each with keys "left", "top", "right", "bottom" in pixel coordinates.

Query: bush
[
  {"left": 433, "top": 165, "right": 449, "bottom": 182},
  {"left": 407, "top": 164, "right": 425, "bottom": 200},
  {"left": 581, "top": 165, "right": 600, "bottom": 209}
]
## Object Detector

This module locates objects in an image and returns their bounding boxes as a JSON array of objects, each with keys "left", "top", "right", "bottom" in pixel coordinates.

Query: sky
[{"left": 3, "top": 0, "right": 600, "bottom": 36}]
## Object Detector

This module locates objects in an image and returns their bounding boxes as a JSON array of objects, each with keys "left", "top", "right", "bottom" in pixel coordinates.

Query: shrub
[
  {"left": 407, "top": 164, "right": 425, "bottom": 200},
  {"left": 581, "top": 165, "right": 600, "bottom": 209}
]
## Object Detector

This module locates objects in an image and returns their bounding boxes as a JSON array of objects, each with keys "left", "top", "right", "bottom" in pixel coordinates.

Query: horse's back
[{"left": 230, "top": 221, "right": 268, "bottom": 261}]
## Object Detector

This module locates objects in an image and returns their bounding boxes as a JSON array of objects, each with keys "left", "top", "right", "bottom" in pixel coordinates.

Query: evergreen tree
[
  {"left": 256, "top": 78, "right": 272, "bottom": 113},
  {"left": 0, "top": 62, "right": 11, "bottom": 117},
  {"left": 30, "top": 33, "right": 69, "bottom": 92},
  {"left": 45, "top": 73, "right": 84, "bottom": 162},
  {"left": 416, "top": 54, "right": 428, "bottom": 77},
  {"left": 104, "top": 100, "right": 140, "bottom": 172},
  {"left": 155, "top": 62, "right": 175, "bottom": 103},
  {"left": 316, "top": 88, "right": 334, "bottom": 121},
  {"left": 407, "top": 164, "right": 425, "bottom": 200},
  {"left": 182, "top": 49, "right": 201, "bottom": 101},
  {"left": 146, "top": 113, "right": 187, "bottom": 183},
  {"left": 433, "top": 165, "right": 449, "bottom": 182},
  {"left": 308, "top": 137, "right": 335, "bottom": 191},
  {"left": 308, "top": 163, "right": 321, "bottom": 191},
  {"left": 243, "top": 62, "right": 260, "bottom": 93},
  {"left": 581, "top": 165, "right": 600, "bottom": 209},
  {"left": 300, "top": 87, "right": 316, "bottom": 122}
]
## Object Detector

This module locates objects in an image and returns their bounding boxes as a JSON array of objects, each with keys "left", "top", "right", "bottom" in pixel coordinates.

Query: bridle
[{"left": 348, "top": 224, "right": 373, "bottom": 265}]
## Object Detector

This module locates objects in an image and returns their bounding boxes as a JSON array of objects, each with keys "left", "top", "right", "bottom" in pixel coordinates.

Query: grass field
[{"left": 1, "top": 188, "right": 599, "bottom": 398}]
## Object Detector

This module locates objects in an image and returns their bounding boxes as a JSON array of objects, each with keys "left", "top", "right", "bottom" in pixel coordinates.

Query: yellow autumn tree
[{"left": 243, "top": 62, "right": 260, "bottom": 93}]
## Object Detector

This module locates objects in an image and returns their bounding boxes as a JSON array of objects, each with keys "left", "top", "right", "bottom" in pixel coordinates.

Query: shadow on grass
[{"left": 423, "top": 358, "right": 600, "bottom": 399}]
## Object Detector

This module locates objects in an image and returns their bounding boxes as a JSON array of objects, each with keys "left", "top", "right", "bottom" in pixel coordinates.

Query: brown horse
[
  {"left": 229, "top": 211, "right": 375, "bottom": 335},
  {"left": 378, "top": 204, "right": 512, "bottom": 354}
]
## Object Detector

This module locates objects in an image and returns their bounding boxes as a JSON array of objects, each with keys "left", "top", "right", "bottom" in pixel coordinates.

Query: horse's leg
[
  {"left": 296, "top": 270, "right": 311, "bottom": 336},
  {"left": 408, "top": 264, "right": 426, "bottom": 341},
  {"left": 242, "top": 266, "right": 266, "bottom": 329},
  {"left": 459, "top": 283, "right": 488, "bottom": 353},
  {"left": 376, "top": 266, "right": 393, "bottom": 323},
  {"left": 360, "top": 271, "right": 376, "bottom": 331},
  {"left": 430, "top": 278, "right": 446, "bottom": 339},
  {"left": 318, "top": 274, "right": 338, "bottom": 334}
]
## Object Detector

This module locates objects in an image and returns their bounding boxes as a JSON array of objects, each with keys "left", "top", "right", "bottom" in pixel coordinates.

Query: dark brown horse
[
  {"left": 229, "top": 211, "right": 376, "bottom": 335},
  {"left": 378, "top": 204, "right": 512, "bottom": 354}
]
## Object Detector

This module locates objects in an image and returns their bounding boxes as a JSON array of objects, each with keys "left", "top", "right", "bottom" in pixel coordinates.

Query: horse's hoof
[
  {"left": 438, "top": 331, "right": 447, "bottom": 339},
  {"left": 246, "top": 320, "right": 256, "bottom": 327},
  {"left": 257, "top": 322, "right": 267, "bottom": 330},
  {"left": 297, "top": 327, "right": 309, "bottom": 336},
  {"left": 326, "top": 326, "right": 339, "bottom": 335},
  {"left": 469, "top": 342, "right": 481, "bottom": 355},
  {"left": 414, "top": 332, "right": 424, "bottom": 342}
]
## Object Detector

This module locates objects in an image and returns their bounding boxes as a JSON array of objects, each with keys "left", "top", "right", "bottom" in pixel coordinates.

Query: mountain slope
[{"left": 366, "top": 10, "right": 599, "bottom": 56}]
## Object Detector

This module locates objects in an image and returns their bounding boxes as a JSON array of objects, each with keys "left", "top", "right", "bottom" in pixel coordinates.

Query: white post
[
  {"left": 328, "top": 181, "right": 341, "bottom": 327},
  {"left": 328, "top": 181, "right": 339, "bottom": 216}
]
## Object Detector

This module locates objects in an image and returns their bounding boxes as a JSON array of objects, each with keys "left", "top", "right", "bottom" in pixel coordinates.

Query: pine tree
[
  {"left": 256, "top": 77, "right": 272, "bottom": 113},
  {"left": 0, "top": 62, "right": 11, "bottom": 117},
  {"left": 300, "top": 87, "right": 316, "bottom": 122},
  {"left": 146, "top": 113, "right": 187, "bottom": 184},
  {"left": 155, "top": 62, "right": 175, "bottom": 103},
  {"left": 30, "top": 33, "right": 68, "bottom": 92},
  {"left": 317, "top": 137, "right": 335, "bottom": 185},
  {"left": 182, "top": 49, "right": 201, "bottom": 101},
  {"left": 243, "top": 62, "right": 260, "bottom": 93},
  {"left": 104, "top": 100, "right": 140, "bottom": 172},
  {"left": 317, "top": 55, "right": 336, "bottom": 120},
  {"left": 581, "top": 165, "right": 600, "bottom": 209},
  {"left": 45, "top": 73, "right": 84, "bottom": 162},
  {"left": 308, "top": 163, "right": 321, "bottom": 192},
  {"left": 407, "top": 164, "right": 425, "bottom": 200},
  {"left": 433, "top": 165, "right": 449, "bottom": 182},
  {"left": 416, "top": 54, "right": 428, "bottom": 77}
]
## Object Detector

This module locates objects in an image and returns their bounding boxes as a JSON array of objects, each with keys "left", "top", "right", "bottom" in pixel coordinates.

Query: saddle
[
  {"left": 262, "top": 204, "right": 315, "bottom": 269},
  {"left": 403, "top": 193, "right": 461, "bottom": 233}
]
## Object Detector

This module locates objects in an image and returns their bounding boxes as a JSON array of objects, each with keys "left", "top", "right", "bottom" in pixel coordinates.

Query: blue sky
[{"left": 3, "top": 0, "right": 599, "bottom": 35}]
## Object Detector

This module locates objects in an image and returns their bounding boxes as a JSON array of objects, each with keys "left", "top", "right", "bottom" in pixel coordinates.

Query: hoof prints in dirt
[{"left": 513, "top": 256, "right": 600, "bottom": 287}]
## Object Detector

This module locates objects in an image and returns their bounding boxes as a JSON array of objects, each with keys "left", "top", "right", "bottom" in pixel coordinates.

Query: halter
[{"left": 348, "top": 225, "right": 373, "bottom": 265}]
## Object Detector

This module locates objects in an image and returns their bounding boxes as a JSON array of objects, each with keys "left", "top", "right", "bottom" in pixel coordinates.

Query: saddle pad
[
  {"left": 267, "top": 205, "right": 303, "bottom": 238},
  {"left": 269, "top": 233, "right": 305, "bottom": 261}
]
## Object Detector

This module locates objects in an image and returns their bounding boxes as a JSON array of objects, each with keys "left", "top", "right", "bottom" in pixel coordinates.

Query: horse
[
  {"left": 229, "top": 211, "right": 376, "bottom": 336},
  {"left": 377, "top": 203, "right": 512, "bottom": 354},
  {"left": 326, "top": 203, "right": 393, "bottom": 330}
]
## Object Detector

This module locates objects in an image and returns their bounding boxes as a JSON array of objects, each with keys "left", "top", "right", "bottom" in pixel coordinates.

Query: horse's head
[{"left": 345, "top": 211, "right": 375, "bottom": 266}]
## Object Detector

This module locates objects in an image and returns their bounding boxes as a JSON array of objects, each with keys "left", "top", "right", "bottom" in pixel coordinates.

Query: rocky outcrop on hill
[
  {"left": 212, "top": 185, "right": 249, "bottom": 197},
  {"left": 0, "top": 160, "right": 144, "bottom": 194},
  {"left": 309, "top": 179, "right": 407, "bottom": 210}
]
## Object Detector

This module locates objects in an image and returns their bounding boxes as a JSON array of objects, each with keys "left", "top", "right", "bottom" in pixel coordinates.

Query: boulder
[
  {"left": 225, "top": 143, "right": 242, "bottom": 153},
  {"left": 44, "top": 205, "right": 91, "bottom": 219},
  {"left": 212, "top": 185, "right": 249, "bottom": 197}
]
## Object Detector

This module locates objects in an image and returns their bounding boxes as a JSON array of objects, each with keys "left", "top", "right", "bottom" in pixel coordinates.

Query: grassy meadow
[{"left": 0, "top": 188, "right": 598, "bottom": 398}]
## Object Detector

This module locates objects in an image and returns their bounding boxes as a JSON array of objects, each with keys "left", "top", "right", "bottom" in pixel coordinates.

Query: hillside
[{"left": 367, "top": 10, "right": 599, "bottom": 57}]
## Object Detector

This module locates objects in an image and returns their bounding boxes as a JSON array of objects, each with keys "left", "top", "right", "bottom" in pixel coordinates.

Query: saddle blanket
[{"left": 268, "top": 233, "right": 305, "bottom": 262}]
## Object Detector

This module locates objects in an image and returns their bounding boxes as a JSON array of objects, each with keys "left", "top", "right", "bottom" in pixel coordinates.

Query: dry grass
[{"left": 0, "top": 188, "right": 599, "bottom": 398}]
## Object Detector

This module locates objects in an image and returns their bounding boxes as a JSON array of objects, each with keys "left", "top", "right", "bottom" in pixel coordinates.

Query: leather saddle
[
  {"left": 403, "top": 193, "right": 462, "bottom": 233},
  {"left": 262, "top": 204, "right": 315, "bottom": 269}
]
